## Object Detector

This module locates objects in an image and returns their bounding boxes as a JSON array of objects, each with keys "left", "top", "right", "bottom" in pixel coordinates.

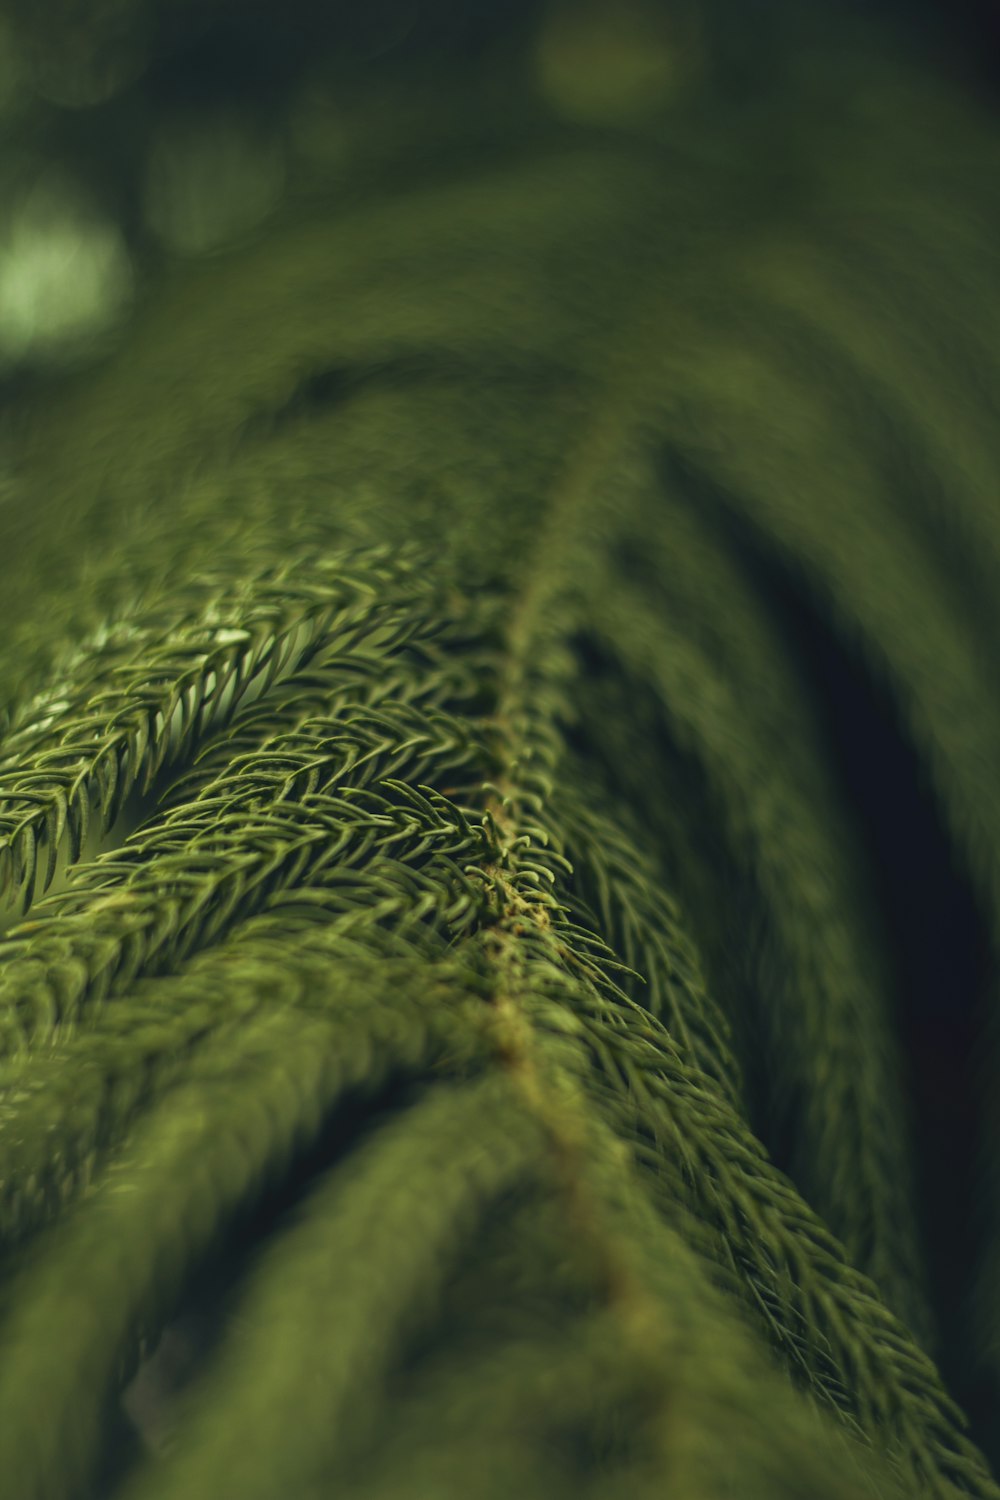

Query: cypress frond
[{"left": 1, "top": 2, "right": 999, "bottom": 1497}]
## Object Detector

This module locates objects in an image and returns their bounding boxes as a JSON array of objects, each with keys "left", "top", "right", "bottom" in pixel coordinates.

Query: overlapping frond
[{"left": 1, "top": 4, "right": 999, "bottom": 1498}]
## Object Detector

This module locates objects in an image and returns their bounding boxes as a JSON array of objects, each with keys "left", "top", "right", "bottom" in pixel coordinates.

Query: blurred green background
[{"left": 0, "top": 0, "right": 996, "bottom": 392}]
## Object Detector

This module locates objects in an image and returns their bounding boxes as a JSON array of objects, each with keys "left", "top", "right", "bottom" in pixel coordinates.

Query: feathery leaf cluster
[{"left": 1, "top": 2, "right": 1000, "bottom": 1497}]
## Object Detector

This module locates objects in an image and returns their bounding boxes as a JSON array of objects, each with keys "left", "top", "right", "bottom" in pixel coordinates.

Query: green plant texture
[{"left": 1, "top": 2, "right": 999, "bottom": 1497}]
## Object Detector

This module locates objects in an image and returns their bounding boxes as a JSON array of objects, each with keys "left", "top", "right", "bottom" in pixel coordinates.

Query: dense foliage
[{"left": 0, "top": 3, "right": 999, "bottom": 1496}]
